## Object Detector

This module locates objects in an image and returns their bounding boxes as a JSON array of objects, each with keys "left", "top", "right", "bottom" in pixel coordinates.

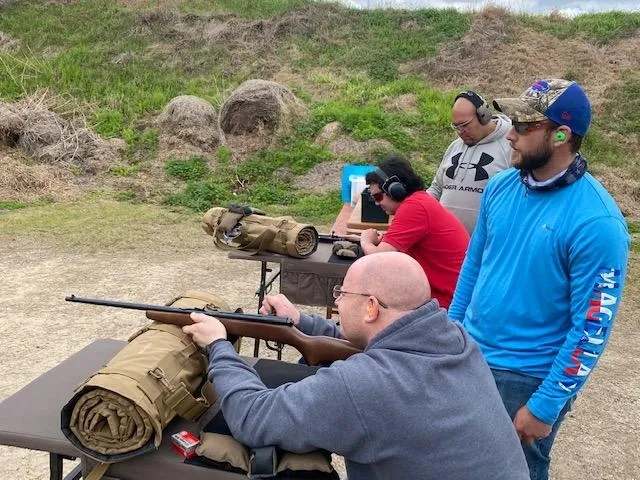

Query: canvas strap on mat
[
  {"left": 60, "top": 290, "right": 236, "bottom": 480},
  {"left": 84, "top": 462, "right": 110, "bottom": 480},
  {"left": 202, "top": 205, "right": 319, "bottom": 258}
]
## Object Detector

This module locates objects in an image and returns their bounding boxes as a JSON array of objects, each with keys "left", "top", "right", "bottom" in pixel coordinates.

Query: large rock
[
  {"left": 157, "top": 95, "right": 222, "bottom": 151},
  {"left": 219, "top": 79, "right": 308, "bottom": 135}
]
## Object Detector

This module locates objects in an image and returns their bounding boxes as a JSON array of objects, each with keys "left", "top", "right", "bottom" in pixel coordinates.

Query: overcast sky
[{"left": 338, "top": 0, "right": 639, "bottom": 16}]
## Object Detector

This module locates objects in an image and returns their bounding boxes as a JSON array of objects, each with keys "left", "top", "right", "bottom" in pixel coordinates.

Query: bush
[{"left": 165, "top": 157, "right": 210, "bottom": 181}]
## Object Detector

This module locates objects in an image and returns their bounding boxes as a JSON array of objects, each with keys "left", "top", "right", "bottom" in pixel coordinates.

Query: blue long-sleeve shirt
[{"left": 449, "top": 165, "right": 630, "bottom": 425}]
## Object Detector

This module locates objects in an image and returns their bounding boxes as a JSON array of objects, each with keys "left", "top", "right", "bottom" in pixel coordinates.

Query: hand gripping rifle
[{"left": 65, "top": 295, "right": 361, "bottom": 366}]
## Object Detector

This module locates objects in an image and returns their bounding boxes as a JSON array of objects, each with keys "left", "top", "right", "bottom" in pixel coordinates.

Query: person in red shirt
[{"left": 361, "top": 154, "right": 469, "bottom": 308}]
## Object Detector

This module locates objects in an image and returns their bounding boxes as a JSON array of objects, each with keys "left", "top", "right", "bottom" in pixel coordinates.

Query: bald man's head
[
  {"left": 452, "top": 97, "right": 477, "bottom": 118},
  {"left": 347, "top": 252, "right": 431, "bottom": 311},
  {"left": 452, "top": 96, "right": 495, "bottom": 146}
]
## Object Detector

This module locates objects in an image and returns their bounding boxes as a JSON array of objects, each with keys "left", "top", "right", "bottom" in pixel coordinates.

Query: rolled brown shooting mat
[
  {"left": 69, "top": 386, "right": 155, "bottom": 456},
  {"left": 61, "top": 291, "right": 229, "bottom": 463},
  {"left": 203, "top": 206, "right": 319, "bottom": 258}
]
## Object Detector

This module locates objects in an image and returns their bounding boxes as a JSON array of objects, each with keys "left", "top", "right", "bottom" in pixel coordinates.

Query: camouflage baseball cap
[{"left": 492, "top": 79, "right": 592, "bottom": 137}]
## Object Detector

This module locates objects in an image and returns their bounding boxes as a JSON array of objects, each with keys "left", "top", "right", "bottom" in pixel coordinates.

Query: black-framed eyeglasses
[
  {"left": 332, "top": 285, "right": 389, "bottom": 309},
  {"left": 368, "top": 189, "right": 385, "bottom": 202},
  {"left": 512, "top": 120, "right": 552, "bottom": 135}
]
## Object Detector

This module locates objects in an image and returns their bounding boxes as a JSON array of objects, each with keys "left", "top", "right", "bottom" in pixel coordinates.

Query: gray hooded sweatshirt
[
  {"left": 206, "top": 301, "right": 529, "bottom": 480},
  {"left": 428, "top": 114, "right": 512, "bottom": 233}
]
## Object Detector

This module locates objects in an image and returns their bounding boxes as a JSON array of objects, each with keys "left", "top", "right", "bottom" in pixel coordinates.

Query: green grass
[
  {"left": 521, "top": 11, "right": 640, "bottom": 44},
  {"left": 0, "top": 200, "right": 28, "bottom": 211},
  {"left": 0, "top": 0, "right": 229, "bottom": 140},
  {"left": 239, "top": 140, "right": 333, "bottom": 178},
  {"left": 163, "top": 141, "right": 338, "bottom": 216},
  {"left": 165, "top": 157, "right": 210, "bottom": 181},
  {"left": 269, "top": 191, "right": 345, "bottom": 224},
  {"left": 0, "top": 200, "right": 203, "bottom": 250},
  {"left": 629, "top": 221, "right": 640, "bottom": 253},
  {"left": 580, "top": 129, "right": 627, "bottom": 168},
  {"left": 1, "top": 1, "right": 638, "bottom": 223},
  {"left": 600, "top": 71, "right": 640, "bottom": 135},
  {"left": 165, "top": 178, "right": 234, "bottom": 211},
  {"left": 292, "top": 8, "right": 470, "bottom": 81},
  {"left": 175, "top": 0, "right": 317, "bottom": 18},
  {"left": 299, "top": 77, "right": 455, "bottom": 164},
  {"left": 108, "top": 164, "right": 143, "bottom": 177}
]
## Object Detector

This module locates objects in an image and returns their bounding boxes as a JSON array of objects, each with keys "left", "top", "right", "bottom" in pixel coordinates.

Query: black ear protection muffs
[
  {"left": 375, "top": 168, "right": 408, "bottom": 201},
  {"left": 454, "top": 90, "right": 492, "bottom": 125}
]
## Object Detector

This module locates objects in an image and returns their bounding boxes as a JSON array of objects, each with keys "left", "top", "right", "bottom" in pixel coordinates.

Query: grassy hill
[{"left": 0, "top": 0, "right": 639, "bottom": 228}]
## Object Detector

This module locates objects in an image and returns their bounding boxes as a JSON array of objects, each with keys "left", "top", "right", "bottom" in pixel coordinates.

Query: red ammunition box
[{"left": 171, "top": 430, "right": 201, "bottom": 459}]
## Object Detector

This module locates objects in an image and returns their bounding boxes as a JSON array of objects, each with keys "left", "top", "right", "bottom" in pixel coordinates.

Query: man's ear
[{"left": 364, "top": 299, "right": 377, "bottom": 323}]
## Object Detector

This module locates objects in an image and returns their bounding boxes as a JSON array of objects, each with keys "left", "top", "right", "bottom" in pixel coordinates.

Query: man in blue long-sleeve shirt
[{"left": 449, "top": 79, "right": 630, "bottom": 480}]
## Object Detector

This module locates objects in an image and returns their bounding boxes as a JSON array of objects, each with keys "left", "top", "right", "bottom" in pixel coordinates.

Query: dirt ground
[{"left": 0, "top": 223, "right": 639, "bottom": 479}]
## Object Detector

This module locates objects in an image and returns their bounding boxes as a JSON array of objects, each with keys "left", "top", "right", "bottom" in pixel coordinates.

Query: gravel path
[{"left": 1, "top": 231, "right": 638, "bottom": 479}]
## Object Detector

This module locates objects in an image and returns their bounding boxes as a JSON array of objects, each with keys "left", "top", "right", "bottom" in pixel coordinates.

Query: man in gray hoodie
[
  {"left": 184, "top": 252, "right": 529, "bottom": 480},
  {"left": 428, "top": 90, "right": 512, "bottom": 233}
]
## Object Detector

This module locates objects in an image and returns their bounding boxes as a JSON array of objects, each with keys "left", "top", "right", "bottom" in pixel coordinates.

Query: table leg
[
  {"left": 253, "top": 261, "right": 283, "bottom": 359},
  {"left": 253, "top": 261, "right": 268, "bottom": 356},
  {"left": 49, "top": 453, "right": 63, "bottom": 480},
  {"left": 49, "top": 453, "right": 81, "bottom": 480}
]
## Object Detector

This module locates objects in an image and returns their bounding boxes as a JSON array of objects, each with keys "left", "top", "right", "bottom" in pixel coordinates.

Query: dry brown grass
[
  {"left": 0, "top": 90, "right": 118, "bottom": 173},
  {"left": 593, "top": 166, "right": 640, "bottom": 221},
  {"left": 0, "top": 91, "right": 127, "bottom": 203},
  {"left": 0, "top": 31, "right": 20, "bottom": 52},
  {"left": 0, "top": 149, "right": 80, "bottom": 202},
  {"left": 422, "top": 6, "right": 640, "bottom": 113},
  {"left": 131, "top": 4, "right": 342, "bottom": 80}
]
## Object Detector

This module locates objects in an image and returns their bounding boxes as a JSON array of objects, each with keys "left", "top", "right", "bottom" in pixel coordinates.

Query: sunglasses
[
  {"left": 368, "top": 189, "right": 385, "bottom": 202},
  {"left": 512, "top": 121, "right": 552, "bottom": 135},
  {"left": 332, "top": 285, "right": 389, "bottom": 309}
]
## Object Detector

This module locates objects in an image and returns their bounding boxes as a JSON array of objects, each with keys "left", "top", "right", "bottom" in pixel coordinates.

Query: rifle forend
[{"left": 65, "top": 295, "right": 361, "bottom": 365}]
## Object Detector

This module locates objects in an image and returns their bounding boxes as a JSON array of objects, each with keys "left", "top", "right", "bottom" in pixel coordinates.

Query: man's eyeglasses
[
  {"left": 512, "top": 121, "right": 552, "bottom": 135},
  {"left": 332, "top": 285, "right": 389, "bottom": 309},
  {"left": 368, "top": 189, "right": 385, "bottom": 202},
  {"left": 450, "top": 117, "right": 475, "bottom": 132}
]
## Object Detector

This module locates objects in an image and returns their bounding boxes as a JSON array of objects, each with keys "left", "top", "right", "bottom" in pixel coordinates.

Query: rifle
[
  {"left": 317, "top": 233, "right": 360, "bottom": 243},
  {"left": 65, "top": 295, "right": 361, "bottom": 366}
]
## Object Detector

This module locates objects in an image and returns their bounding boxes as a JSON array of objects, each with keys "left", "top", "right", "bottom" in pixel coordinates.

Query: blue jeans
[{"left": 491, "top": 369, "right": 574, "bottom": 480}]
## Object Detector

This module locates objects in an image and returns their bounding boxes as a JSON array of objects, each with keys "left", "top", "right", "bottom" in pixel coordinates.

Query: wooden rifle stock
[
  {"left": 65, "top": 295, "right": 362, "bottom": 365},
  {"left": 146, "top": 311, "right": 361, "bottom": 365}
]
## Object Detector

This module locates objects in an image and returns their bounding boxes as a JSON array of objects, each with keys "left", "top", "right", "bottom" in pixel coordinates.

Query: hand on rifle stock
[{"left": 182, "top": 312, "right": 227, "bottom": 348}]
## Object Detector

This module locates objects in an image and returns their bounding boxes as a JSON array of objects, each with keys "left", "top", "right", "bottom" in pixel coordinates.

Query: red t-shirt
[{"left": 381, "top": 191, "right": 469, "bottom": 308}]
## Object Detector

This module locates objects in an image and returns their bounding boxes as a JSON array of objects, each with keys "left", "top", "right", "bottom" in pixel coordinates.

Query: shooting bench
[{"left": 0, "top": 339, "right": 319, "bottom": 480}]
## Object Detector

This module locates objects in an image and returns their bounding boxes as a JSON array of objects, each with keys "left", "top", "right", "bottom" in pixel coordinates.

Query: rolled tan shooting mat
[
  {"left": 202, "top": 206, "right": 318, "bottom": 258},
  {"left": 61, "top": 291, "right": 228, "bottom": 467}
]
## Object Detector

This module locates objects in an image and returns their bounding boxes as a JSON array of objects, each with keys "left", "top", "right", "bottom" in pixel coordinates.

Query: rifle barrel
[
  {"left": 318, "top": 233, "right": 360, "bottom": 243},
  {"left": 65, "top": 295, "right": 293, "bottom": 326}
]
